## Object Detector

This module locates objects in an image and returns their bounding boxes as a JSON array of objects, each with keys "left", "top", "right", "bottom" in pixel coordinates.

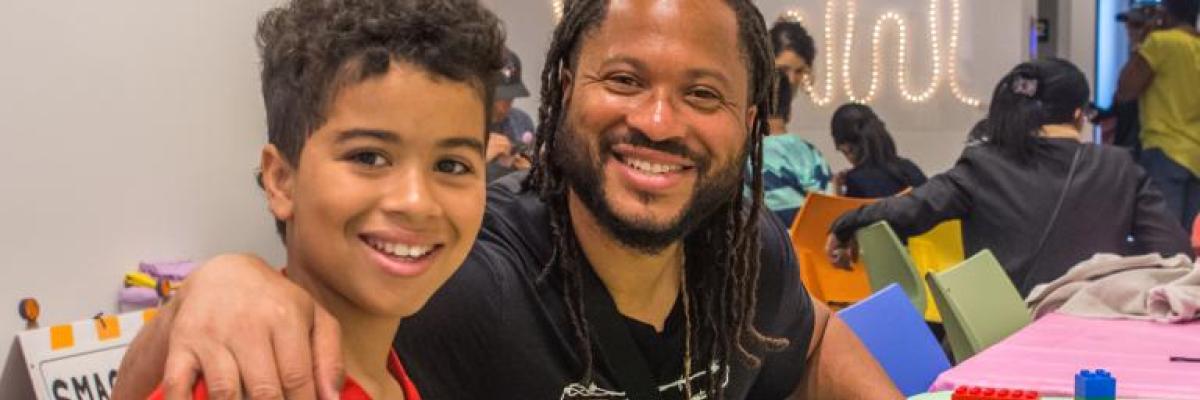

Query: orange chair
[{"left": 789, "top": 192, "right": 875, "bottom": 305}]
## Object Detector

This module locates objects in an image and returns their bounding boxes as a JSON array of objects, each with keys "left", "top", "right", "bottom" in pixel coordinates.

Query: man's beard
[{"left": 554, "top": 118, "right": 746, "bottom": 255}]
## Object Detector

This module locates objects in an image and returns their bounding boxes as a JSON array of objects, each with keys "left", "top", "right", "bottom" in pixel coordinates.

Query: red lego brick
[{"left": 951, "top": 386, "right": 1042, "bottom": 400}]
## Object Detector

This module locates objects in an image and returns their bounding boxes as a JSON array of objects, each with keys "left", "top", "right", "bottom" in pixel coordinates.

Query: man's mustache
[{"left": 600, "top": 130, "right": 704, "bottom": 167}]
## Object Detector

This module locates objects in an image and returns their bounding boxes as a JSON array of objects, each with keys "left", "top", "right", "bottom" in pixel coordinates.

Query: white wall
[{"left": 0, "top": 1, "right": 286, "bottom": 397}]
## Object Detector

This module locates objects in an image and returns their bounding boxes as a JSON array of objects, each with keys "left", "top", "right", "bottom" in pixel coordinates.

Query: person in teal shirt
[{"left": 760, "top": 68, "right": 833, "bottom": 225}]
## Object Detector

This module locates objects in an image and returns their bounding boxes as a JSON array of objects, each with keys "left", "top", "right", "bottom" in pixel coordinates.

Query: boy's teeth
[
  {"left": 369, "top": 239, "right": 433, "bottom": 258},
  {"left": 624, "top": 157, "right": 682, "bottom": 175}
]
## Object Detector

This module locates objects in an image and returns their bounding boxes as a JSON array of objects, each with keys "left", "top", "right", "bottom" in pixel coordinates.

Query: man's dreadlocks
[{"left": 523, "top": 0, "right": 784, "bottom": 397}]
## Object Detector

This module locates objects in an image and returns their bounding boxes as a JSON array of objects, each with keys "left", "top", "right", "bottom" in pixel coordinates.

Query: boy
[{"left": 135, "top": 0, "right": 505, "bottom": 398}]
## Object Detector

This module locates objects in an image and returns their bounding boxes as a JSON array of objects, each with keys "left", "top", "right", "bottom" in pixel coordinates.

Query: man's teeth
[
  {"left": 625, "top": 157, "right": 683, "bottom": 174},
  {"left": 367, "top": 238, "right": 434, "bottom": 258}
]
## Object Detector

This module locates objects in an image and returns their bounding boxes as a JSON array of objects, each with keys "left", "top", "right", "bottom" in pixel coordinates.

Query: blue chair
[{"left": 838, "top": 284, "right": 952, "bottom": 396}]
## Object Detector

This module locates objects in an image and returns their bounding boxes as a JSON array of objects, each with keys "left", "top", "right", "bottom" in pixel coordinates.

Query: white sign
[{"left": 16, "top": 309, "right": 156, "bottom": 400}]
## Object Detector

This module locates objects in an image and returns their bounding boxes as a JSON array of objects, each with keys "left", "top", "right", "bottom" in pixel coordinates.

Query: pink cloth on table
[{"left": 930, "top": 313, "right": 1200, "bottom": 399}]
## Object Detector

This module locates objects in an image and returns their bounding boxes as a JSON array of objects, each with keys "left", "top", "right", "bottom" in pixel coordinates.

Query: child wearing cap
[{"left": 140, "top": 0, "right": 505, "bottom": 398}]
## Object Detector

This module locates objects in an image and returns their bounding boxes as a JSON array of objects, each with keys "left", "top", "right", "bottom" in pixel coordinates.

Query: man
[
  {"left": 116, "top": 1, "right": 899, "bottom": 399},
  {"left": 1096, "top": 0, "right": 1161, "bottom": 157},
  {"left": 769, "top": 19, "right": 816, "bottom": 98},
  {"left": 1116, "top": 0, "right": 1200, "bottom": 233},
  {"left": 485, "top": 48, "right": 537, "bottom": 182}
]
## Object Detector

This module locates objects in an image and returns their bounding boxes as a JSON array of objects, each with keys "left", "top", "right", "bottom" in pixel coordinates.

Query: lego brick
[
  {"left": 952, "top": 385, "right": 1041, "bottom": 399},
  {"left": 1075, "top": 369, "right": 1117, "bottom": 399}
]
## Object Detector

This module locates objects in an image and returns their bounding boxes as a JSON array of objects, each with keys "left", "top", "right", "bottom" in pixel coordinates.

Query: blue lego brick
[{"left": 1074, "top": 369, "right": 1116, "bottom": 399}]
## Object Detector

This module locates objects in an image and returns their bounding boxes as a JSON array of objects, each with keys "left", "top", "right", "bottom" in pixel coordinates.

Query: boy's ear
[{"left": 261, "top": 144, "right": 296, "bottom": 224}]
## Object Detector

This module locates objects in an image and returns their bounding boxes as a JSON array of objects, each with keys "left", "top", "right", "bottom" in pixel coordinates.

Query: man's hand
[
  {"left": 825, "top": 234, "right": 857, "bottom": 270},
  {"left": 113, "top": 254, "right": 344, "bottom": 400}
]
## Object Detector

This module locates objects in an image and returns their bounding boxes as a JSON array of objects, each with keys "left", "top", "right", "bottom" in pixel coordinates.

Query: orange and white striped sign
[{"left": 16, "top": 308, "right": 157, "bottom": 400}]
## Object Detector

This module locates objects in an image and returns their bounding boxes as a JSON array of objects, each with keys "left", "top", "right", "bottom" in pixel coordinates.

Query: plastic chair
[
  {"left": 926, "top": 250, "right": 1032, "bottom": 363},
  {"left": 838, "top": 284, "right": 952, "bottom": 396},
  {"left": 789, "top": 192, "right": 875, "bottom": 305},
  {"left": 855, "top": 222, "right": 929, "bottom": 319},
  {"left": 909, "top": 219, "right": 965, "bottom": 273}
]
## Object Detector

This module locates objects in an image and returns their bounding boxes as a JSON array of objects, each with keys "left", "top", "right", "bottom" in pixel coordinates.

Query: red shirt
[{"left": 147, "top": 350, "right": 421, "bottom": 400}]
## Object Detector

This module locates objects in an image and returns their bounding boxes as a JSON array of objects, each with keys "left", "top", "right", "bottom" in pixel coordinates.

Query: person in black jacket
[
  {"left": 829, "top": 103, "right": 927, "bottom": 198},
  {"left": 827, "top": 58, "right": 1192, "bottom": 296}
]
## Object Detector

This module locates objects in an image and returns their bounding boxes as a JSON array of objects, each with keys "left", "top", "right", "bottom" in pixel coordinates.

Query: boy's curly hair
[{"left": 256, "top": 0, "right": 506, "bottom": 237}]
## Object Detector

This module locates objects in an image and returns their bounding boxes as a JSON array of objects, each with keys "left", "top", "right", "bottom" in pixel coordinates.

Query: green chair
[
  {"left": 926, "top": 250, "right": 1032, "bottom": 363},
  {"left": 855, "top": 222, "right": 926, "bottom": 317}
]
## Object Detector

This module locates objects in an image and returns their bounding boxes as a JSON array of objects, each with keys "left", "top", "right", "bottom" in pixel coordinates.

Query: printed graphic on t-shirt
[{"left": 559, "top": 361, "right": 727, "bottom": 400}]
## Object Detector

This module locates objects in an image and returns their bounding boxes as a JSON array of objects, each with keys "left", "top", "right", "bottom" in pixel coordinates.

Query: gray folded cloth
[{"left": 1026, "top": 253, "right": 1199, "bottom": 323}]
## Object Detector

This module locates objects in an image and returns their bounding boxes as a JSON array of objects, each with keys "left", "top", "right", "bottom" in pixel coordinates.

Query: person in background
[
  {"left": 761, "top": 69, "right": 833, "bottom": 224},
  {"left": 829, "top": 103, "right": 927, "bottom": 198},
  {"left": 828, "top": 58, "right": 1192, "bottom": 296},
  {"left": 485, "top": 48, "right": 536, "bottom": 182},
  {"left": 1094, "top": 0, "right": 1162, "bottom": 158},
  {"left": 1116, "top": 0, "right": 1200, "bottom": 234},
  {"left": 770, "top": 19, "right": 816, "bottom": 98}
]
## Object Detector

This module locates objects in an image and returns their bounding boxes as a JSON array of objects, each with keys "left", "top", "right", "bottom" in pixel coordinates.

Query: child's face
[{"left": 262, "top": 61, "right": 487, "bottom": 318}]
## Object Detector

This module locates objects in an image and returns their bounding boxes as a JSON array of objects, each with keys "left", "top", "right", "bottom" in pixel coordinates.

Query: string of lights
[{"left": 780, "top": 0, "right": 980, "bottom": 106}]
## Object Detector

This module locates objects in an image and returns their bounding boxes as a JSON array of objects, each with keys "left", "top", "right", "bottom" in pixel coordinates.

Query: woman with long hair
[
  {"left": 827, "top": 58, "right": 1192, "bottom": 295},
  {"left": 829, "top": 103, "right": 927, "bottom": 197}
]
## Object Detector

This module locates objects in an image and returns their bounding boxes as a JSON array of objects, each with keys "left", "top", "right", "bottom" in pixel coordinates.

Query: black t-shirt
[
  {"left": 844, "top": 158, "right": 928, "bottom": 198},
  {"left": 394, "top": 172, "right": 816, "bottom": 399}
]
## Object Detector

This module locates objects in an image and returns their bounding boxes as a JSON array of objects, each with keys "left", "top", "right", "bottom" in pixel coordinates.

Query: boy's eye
[
  {"left": 348, "top": 151, "right": 389, "bottom": 168},
  {"left": 435, "top": 159, "right": 472, "bottom": 175}
]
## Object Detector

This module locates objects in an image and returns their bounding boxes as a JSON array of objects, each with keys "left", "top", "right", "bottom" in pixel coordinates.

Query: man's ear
[
  {"left": 745, "top": 105, "right": 759, "bottom": 132},
  {"left": 260, "top": 144, "right": 296, "bottom": 225},
  {"left": 560, "top": 67, "right": 574, "bottom": 106}
]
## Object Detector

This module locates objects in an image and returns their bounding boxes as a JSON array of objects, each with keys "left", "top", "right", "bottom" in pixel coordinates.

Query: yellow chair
[
  {"left": 909, "top": 220, "right": 965, "bottom": 272},
  {"left": 789, "top": 193, "right": 875, "bottom": 305},
  {"left": 906, "top": 219, "right": 965, "bottom": 322}
]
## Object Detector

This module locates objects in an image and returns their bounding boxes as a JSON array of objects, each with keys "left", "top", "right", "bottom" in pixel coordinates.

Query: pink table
[{"left": 930, "top": 313, "right": 1200, "bottom": 399}]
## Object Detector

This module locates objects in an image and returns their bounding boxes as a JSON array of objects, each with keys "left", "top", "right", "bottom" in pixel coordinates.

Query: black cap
[
  {"left": 495, "top": 49, "right": 530, "bottom": 100},
  {"left": 1117, "top": 0, "right": 1161, "bottom": 22}
]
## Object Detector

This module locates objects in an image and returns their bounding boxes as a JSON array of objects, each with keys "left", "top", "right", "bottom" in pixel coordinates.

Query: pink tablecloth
[{"left": 931, "top": 313, "right": 1200, "bottom": 399}]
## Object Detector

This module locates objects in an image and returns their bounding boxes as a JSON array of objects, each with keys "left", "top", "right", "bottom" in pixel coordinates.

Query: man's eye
[
  {"left": 687, "top": 87, "right": 724, "bottom": 108},
  {"left": 606, "top": 74, "right": 642, "bottom": 91}
]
